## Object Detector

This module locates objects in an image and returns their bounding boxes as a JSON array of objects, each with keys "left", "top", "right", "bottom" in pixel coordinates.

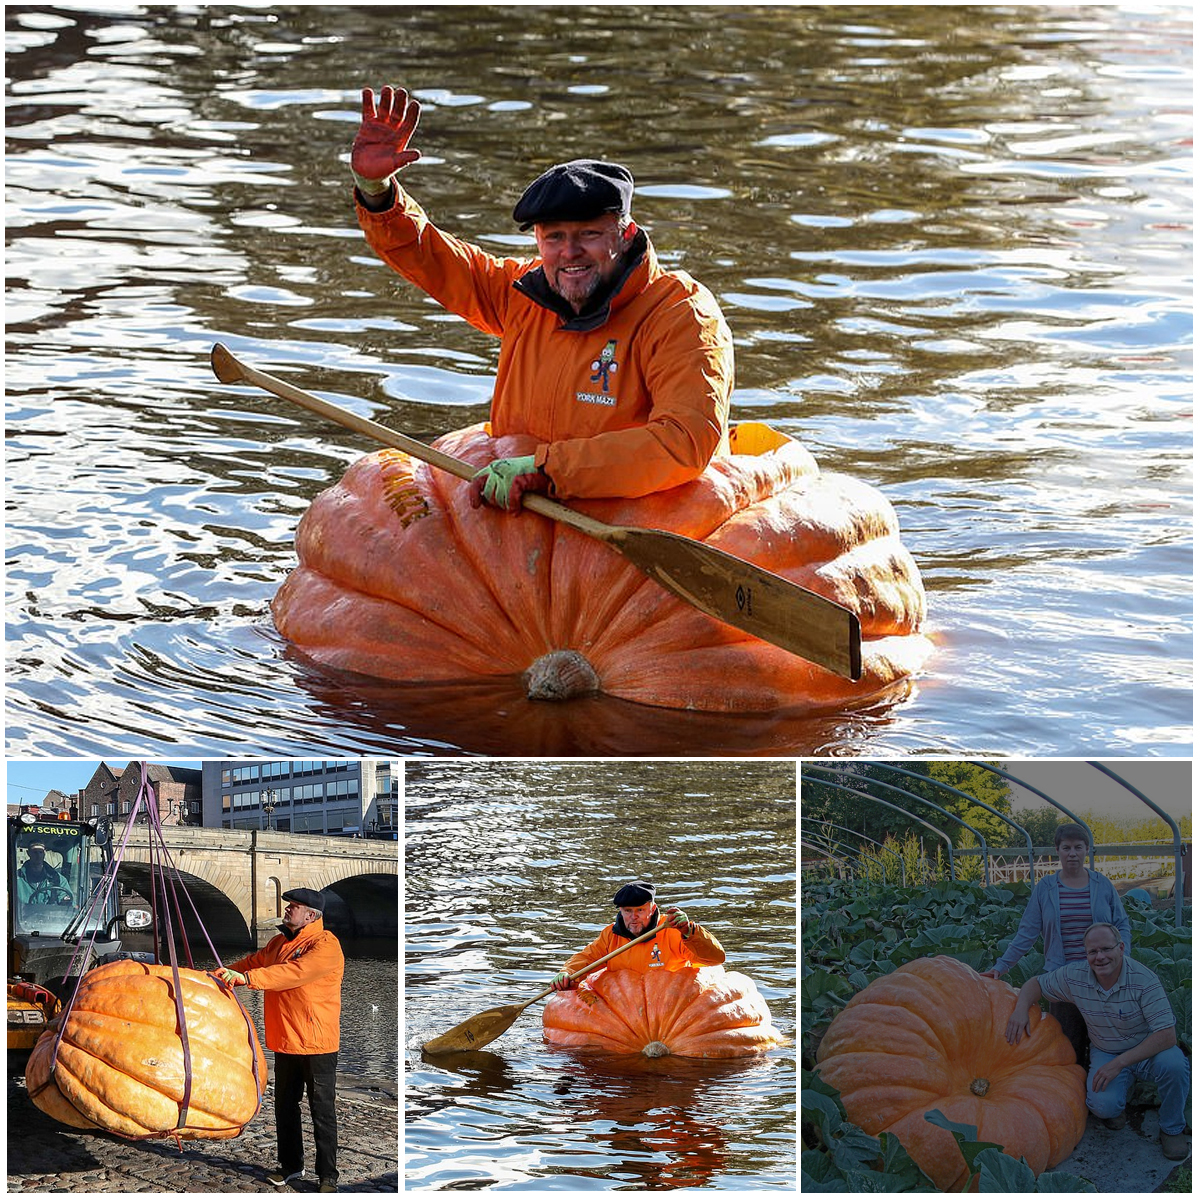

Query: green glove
[
  {"left": 469, "top": 455, "right": 544, "bottom": 512},
  {"left": 551, "top": 970, "right": 576, "bottom": 992},
  {"left": 664, "top": 906, "right": 694, "bottom": 936}
]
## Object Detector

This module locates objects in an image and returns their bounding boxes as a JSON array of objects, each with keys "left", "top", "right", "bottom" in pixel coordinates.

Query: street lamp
[{"left": 260, "top": 790, "right": 278, "bottom": 831}]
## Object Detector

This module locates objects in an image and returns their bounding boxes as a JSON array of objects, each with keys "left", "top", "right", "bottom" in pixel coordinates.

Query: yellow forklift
[{"left": 8, "top": 808, "right": 150, "bottom": 1063}]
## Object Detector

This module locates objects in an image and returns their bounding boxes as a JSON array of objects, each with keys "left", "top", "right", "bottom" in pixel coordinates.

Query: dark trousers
[
  {"left": 274, "top": 1051, "right": 338, "bottom": 1183},
  {"left": 1050, "top": 1000, "right": 1090, "bottom": 1069}
]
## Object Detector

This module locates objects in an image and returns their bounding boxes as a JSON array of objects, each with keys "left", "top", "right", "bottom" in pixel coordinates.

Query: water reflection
[{"left": 5, "top": 5, "right": 1191, "bottom": 756}]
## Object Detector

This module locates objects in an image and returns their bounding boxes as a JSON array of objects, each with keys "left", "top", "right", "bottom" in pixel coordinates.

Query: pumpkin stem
[
  {"left": 523, "top": 650, "right": 599, "bottom": 701},
  {"left": 643, "top": 1041, "right": 671, "bottom": 1058},
  {"left": 970, "top": 1078, "right": 990, "bottom": 1097}
]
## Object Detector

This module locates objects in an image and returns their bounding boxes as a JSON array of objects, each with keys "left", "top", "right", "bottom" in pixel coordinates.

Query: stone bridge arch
[{"left": 117, "top": 827, "right": 398, "bottom": 947}]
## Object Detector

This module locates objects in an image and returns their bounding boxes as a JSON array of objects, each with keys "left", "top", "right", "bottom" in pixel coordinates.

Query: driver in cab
[{"left": 16, "top": 843, "right": 71, "bottom": 904}]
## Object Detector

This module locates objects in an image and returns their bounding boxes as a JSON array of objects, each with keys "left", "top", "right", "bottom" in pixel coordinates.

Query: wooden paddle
[
  {"left": 422, "top": 920, "right": 669, "bottom": 1054},
  {"left": 209, "top": 342, "right": 862, "bottom": 680}
]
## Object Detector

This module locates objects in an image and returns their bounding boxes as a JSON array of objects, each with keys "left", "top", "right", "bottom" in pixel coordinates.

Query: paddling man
[
  {"left": 217, "top": 888, "right": 345, "bottom": 1193},
  {"left": 350, "top": 85, "right": 735, "bottom": 512},
  {"left": 550, "top": 881, "right": 725, "bottom": 990}
]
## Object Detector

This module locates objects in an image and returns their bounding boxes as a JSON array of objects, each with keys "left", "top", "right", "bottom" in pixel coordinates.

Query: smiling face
[
  {"left": 1084, "top": 925, "right": 1124, "bottom": 982},
  {"left": 618, "top": 901, "right": 656, "bottom": 936},
  {"left": 534, "top": 215, "right": 633, "bottom": 312}
]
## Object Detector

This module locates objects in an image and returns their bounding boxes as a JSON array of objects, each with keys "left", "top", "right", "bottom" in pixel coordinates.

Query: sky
[
  {"left": 4, "top": 760, "right": 202, "bottom": 808},
  {"left": 1001, "top": 760, "right": 1191, "bottom": 825}
]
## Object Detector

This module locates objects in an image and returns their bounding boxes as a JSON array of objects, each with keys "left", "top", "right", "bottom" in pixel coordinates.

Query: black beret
[
  {"left": 513, "top": 159, "right": 635, "bottom": 230},
  {"left": 282, "top": 887, "right": 325, "bottom": 914},
  {"left": 612, "top": 880, "right": 656, "bottom": 907}
]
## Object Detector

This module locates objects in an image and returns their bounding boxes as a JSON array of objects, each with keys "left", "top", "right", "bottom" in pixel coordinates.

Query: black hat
[
  {"left": 513, "top": 159, "right": 635, "bottom": 230},
  {"left": 282, "top": 887, "right": 325, "bottom": 914},
  {"left": 612, "top": 880, "right": 656, "bottom": 907}
]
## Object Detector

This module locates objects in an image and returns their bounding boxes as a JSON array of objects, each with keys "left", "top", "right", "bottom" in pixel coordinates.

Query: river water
[
  {"left": 404, "top": 760, "right": 797, "bottom": 1189},
  {"left": 5, "top": 6, "right": 1191, "bottom": 756}
]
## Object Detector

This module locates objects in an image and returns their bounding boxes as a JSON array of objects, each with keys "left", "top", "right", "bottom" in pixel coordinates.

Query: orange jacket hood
[{"left": 230, "top": 916, "right": 344, "bottom": 1055}]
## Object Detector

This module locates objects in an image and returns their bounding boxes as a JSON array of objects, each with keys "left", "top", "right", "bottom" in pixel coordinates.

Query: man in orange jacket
[
  {"left": 217, "top": 887, "right": 345, "bottom": 1193},
  {"left": 551, "top": 880, "right": 725, "bottom": 990},
  {"left": 351, "top": 85, "right": 735, "bottom": 512}
]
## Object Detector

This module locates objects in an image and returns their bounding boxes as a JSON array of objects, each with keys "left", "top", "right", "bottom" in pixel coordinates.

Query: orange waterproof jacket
[
  {"left": 356, "top": 185, "right": 735, "bottom": 499},
  {"left": 229, "top": 917, "right": 344, "bottom": 1055},
  {"left": 562, "top": 919, "right": 726, "bottom": 978}
]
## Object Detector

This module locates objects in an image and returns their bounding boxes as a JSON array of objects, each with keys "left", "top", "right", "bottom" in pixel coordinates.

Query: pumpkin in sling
[
  {"left": 26, "top": 960, "right": 267, "bottom": 1140},
  {"left": 543, "top": 966, "right": 781, "bottom": 1058},
  {"left": 271, "top": 422, "right": 932, "bottom": 713},
  {"left": 815, "top": 956, "right": 1086, "bottom": 1190}
]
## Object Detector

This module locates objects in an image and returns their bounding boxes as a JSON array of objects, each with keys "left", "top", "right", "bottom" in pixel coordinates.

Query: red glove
[{"left": 352, "top": 85, "right": 421, "bottom": 192}]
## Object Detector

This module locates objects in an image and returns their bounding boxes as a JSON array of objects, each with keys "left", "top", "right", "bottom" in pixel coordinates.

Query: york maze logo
[{"left": 590, "top": 339, "right": 619, "bottom": 393}]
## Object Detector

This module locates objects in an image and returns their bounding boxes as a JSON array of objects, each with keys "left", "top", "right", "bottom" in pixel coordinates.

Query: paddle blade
[
  {"left": 422, "top": 1001, "right": 529, "bottom": 1054},
  {"left": 609, "top": 525, "right": 863, "bottom": 680}
]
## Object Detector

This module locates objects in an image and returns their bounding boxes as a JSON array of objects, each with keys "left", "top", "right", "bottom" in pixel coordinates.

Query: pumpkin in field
[
  {"left": 271, "top": 421, "right": 932, "bottom": 714},
  {"left": 542, "top": 966, "right": 781, "bottom": 1058},
  {"left": 815, "top": 956, "right": 1086, "bottom": 1191},
  {"left": 26, "top": 960, "right": 267, "bottom": 1140}
]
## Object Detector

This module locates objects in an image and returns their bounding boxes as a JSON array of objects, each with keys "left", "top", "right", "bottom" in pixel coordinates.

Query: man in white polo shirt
[{"left": 1005, "top": 921, "right": 1189, "bottom": 1161}]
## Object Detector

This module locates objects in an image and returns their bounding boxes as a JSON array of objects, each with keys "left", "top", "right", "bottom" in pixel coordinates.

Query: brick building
[{"left": 79, "top": 762, "right": 203, "bottom": 826}]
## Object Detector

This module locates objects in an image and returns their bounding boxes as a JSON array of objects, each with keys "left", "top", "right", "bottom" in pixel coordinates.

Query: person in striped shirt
[
  {"left": 982, "top": 823, "right": 1131, "bottom": 1068},
  {"left": 1005, "top": 921, "right": 1189, "bottom": 1161}
]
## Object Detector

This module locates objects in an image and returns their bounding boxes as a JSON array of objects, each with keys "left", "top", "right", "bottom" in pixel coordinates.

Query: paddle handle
[
  {"left": 523, "top": 919, "right": 671, "bottom": 1009},
  {"left": 209, "top": 343, "right": 616, "bottom": 542}
]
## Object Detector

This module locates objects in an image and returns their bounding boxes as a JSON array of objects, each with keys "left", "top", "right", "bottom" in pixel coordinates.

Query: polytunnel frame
[
  {"left": 800, "top": 837, "right": 851, "bottom": 879},
  {"left": 869, "top": 763, "right": 1034, "bottom": 882},
  {"left": 802, "top": 768, "right": 965, "bottom": 882},
  {"left": 969, "top": 761, "right": 1096, "bottom": 872},
  {"left": 1089, "top": 761, "right": 1185, "bottom": 929},
  {"left": 800, "top": 816, "right": 907, "bottom": 885}
]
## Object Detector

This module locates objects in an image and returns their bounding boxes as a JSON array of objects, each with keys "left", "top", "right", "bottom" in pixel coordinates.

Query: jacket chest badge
[
  {"left": 648, "top": 941, "right": 664, "bottom": 968},
  {"left": 575, "top": 339, "right": 621, "bottom": 408}
]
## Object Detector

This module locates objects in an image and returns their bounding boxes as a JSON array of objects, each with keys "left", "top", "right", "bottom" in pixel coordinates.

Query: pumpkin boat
[
  {"left": 26, "top": 960, "right": 267, "bottom": 1141},
  {"left": 272, "top": 421, "right": 932, "bottom": 713},
  {"left": 815, "top": 956, "right": 1087, "bottom": 1191},
  {"left": 542, "top": 966, "right": 781, "bottom": 1058}
]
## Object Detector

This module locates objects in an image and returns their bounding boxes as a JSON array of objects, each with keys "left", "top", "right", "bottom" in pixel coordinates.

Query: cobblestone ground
[{"left": 7, "top": 1075, "right": 398, "bottom": 1193}]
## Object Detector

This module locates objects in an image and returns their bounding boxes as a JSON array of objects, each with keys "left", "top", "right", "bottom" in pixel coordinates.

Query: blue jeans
[{"left": 1087, "top": 1045, "right": 1190, "bottom": 1135}]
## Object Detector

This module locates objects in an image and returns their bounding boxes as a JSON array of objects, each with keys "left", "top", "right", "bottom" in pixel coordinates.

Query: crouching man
[{"left": 1005, "top": 921, "right": 1189, "bottom": 1160}]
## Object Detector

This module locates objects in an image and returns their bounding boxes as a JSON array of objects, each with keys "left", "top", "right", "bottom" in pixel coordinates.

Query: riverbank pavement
[{"left": 7, "top": 1073, "right": 398, "bottom": 1193}]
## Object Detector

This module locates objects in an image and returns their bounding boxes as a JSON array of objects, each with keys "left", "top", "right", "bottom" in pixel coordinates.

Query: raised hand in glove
[
  {"left": 352, "top": 85, "right": 422, "bottom": 196},
  {"left": 469, "top": 455, "right": 550, "bottom": 513},
  {"left": 215, "top": 967, "right": 247, "bottom": 987},
  {"left": 663, "top": 907, "right": 695, "bottom": 937}
]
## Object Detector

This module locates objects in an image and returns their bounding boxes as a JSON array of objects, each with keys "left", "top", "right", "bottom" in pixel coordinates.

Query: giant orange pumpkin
[
  {"left": 815, "top": 957, "right": 1087, "bottom": 1191},
  {"left": 271, "top": 422, "right": 931, "bottom": 713},
  {"left": 542, "top": 966, "right": 781, "bottom": 1058},
  {"left": 26, "top": 961, "right": 267, "bottom": 1140}
]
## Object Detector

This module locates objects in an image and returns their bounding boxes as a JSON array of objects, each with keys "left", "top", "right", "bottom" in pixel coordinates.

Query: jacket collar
[
  {"left": 277, "top": 914, "right": 325, "bottom": 942},
  {"left": 513, "top": 228, "right": 654, "bottom": 332}
]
